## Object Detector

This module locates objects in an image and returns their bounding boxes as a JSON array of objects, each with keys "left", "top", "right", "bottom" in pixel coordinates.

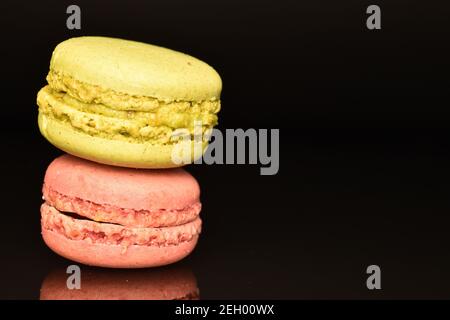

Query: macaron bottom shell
[
  {"left": 42, "top": 228, "right": 199, "bottom": 268},
  {"left": 38, "top": 112, "right": 208, "bottom": 169},
  {"left": 41, "top": 204, "right": 200, "bottom": 268}
]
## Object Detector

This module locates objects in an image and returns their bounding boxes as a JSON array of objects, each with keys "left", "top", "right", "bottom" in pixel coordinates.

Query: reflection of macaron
[
  {"left": 37, "top": 36, "right": 222, "bottom": 168},
  {"left": 40, "top": 266, "right": 199, "bottom": 300},
  {"left": 41, "top": 154, "right": 202, "bottom": 268}
]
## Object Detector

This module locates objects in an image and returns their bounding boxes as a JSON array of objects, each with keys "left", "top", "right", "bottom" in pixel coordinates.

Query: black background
[{"left": 1, "top": 0, "right": 450, "bottom": 299}]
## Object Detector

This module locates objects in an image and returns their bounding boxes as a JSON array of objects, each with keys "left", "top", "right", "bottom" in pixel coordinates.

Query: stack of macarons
[{"left": 37, "top": 36, "right": 221, "bottom": 268}]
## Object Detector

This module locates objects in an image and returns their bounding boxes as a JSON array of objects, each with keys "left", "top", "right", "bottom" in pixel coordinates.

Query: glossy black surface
[{"left": 1, "top": 0, "right": 449, "bottom": 299}]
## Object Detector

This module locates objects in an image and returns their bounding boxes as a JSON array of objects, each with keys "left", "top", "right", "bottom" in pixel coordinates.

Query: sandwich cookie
[
  {"left": 40, "top": 154, "right": 202, "bottom": 268},
  {"left": 37, "top": 36, "right": 222, "bottom": 168}
]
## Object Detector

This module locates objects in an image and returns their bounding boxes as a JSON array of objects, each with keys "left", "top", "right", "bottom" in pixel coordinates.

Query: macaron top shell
[
  {"left": 49, "top": 36, "right": 222, "bottom": 103},
  {"left": 43, "top": 154, "right": 200, "bottom": 212}
]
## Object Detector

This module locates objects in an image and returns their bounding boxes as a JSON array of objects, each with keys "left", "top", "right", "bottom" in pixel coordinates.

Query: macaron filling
[
  {"left": 37, "top": 85, "right": 216, "bottom": 144},
  {"left": 47, "top": 70, "right": 221, "bottom": 111},
  {"left": 43, "top": 184, "right": 201, "bottom": 228},
  {"left": 41, "top": 203, "right": 202, "bottom": 249}
]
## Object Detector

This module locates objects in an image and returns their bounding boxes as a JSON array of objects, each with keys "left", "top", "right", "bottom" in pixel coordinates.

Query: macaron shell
[
  {"left": 43, "top": 154, "right": 200, "bottom": 212},
  {"left": 42, "top": 228, "right": 199, "bottom": 268},
  {"left": 50, "top": 36, "right": 222, "bottom": 102},
  {"left": 39, "top": 112, "right": 207, "bottom": 168}
]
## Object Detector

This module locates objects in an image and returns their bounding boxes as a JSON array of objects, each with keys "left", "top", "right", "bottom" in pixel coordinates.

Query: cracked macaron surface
[
  {"left": 37, "top": 36, "right": 222, "bottom": 168},
  {"left": 40, "top": 154, "right": 202, "bottom": 268}
]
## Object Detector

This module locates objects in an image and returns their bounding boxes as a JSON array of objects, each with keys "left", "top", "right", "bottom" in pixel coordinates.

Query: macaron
[
  {"left": 40, "top": 266, "right": 199, "bottom": 300},
  {"left": 37, "top": 36, "right": 222, "bottom": 168},
  {"left": 40, "top": 154, "right": 202, "bottom": 268}
]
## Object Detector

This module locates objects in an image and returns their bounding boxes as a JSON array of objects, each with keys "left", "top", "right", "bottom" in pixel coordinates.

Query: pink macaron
[{"left": 40, "top": 154, "right": 202, "bottom": 268}]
